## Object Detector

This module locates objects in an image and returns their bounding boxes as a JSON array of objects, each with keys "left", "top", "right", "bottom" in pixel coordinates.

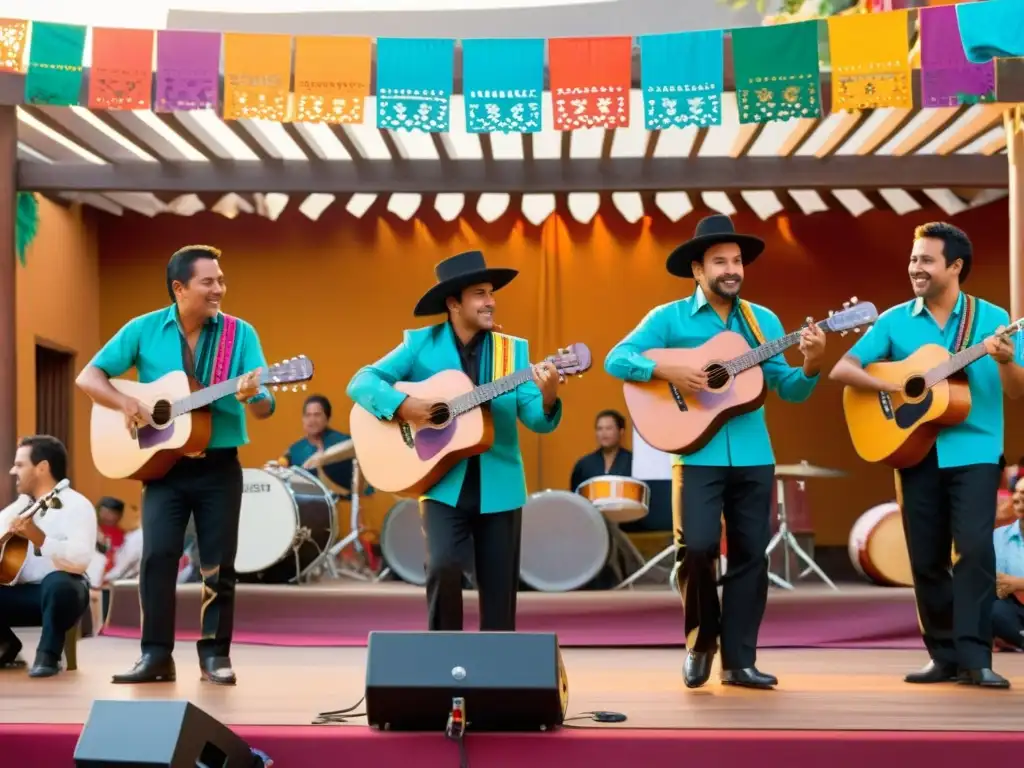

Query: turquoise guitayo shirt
[
  {"left": 604, "top": 287, "right": 820, "bottom": 467},
  {"left": 847, "top": 293, "right": 1017, "bottom": 469},
  {"left": 89, "top": 306, "right": 274, "bottom": 450}
]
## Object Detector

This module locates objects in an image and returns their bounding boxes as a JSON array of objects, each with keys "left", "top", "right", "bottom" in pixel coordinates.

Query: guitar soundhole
[
  {"left": 903, "top": 376, "right": 926, "bottom": 400},
  {"left": 428, "top": 403, "right": 451, "bottom": 427},
  {"left": 151, "top": 400, "right": 172, "bottom": 427},
  {"left": 703, "top": 363, "right": 731, "bottom": 392}
]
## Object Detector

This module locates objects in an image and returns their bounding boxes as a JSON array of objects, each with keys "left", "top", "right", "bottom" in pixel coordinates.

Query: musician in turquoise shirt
[
  {"left": 76, "top": 245, "right": 275, "bottom": 688},
  {"left": 830, "top": 221, "right": 1024, "bottom": 689},
  {"left": 605, "top": 215, "right": 826, "bottom": 693},
  {"left": 347, "top": 251, "right": 563, "bottom": 634}
]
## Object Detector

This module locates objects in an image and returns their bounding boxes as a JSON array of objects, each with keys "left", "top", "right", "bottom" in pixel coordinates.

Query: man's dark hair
[
  {"left": 595, "top": 409, "right": 626, "bottom": 430},
  {"left": 914, "top": 222, "right": 973, "bottom": 283},
  {"left": 97, "top": 496, "right": 125, "bottom": 515},
  {"left": 166, "top": 245, "right": 222, "bottom": 301},
  {"left": 18, "top": 435, "right": 68, "bottom": 482},
  {"left": 303, "top": 394, "right": 332, "bottom": 420}
]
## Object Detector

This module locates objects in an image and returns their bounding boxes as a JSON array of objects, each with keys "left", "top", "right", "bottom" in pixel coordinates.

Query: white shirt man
[{"left": 0, "top": 436, "right": 95, "bottom": 678}]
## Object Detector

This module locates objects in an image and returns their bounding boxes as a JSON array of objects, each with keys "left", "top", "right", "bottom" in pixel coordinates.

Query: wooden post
[
  {"left": 1008, "top": 106, "right": 1024, "bottom": 321},
  {"left": 0, "top": 105, "right": 15, "bottom": 503}
]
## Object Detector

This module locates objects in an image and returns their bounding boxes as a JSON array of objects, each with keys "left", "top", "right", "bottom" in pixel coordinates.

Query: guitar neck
[
  {"left": 449, "top": 367, "right": 536, "bottom": 416},
  {"left": 923, "top": 341, "right": 989, "bottom": 388},
  {"left": 726, "top": 320, "right": 828, "bottom": 376},
  {"left": 171, "top": 375, "right": 246, "bottom": 418}
]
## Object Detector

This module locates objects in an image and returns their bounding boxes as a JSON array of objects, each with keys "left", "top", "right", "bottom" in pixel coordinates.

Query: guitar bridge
[
  {"left": 667, "top": 383, "right": 688, "bottom": 412},
  {"left": 877, "top": 391, "right": 894, "bottom": 421},
  {"left": 399, "top": 421, "right": 415, "bottom": 449}
]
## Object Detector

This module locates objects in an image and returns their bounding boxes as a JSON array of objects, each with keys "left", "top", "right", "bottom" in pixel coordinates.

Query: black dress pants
[
  {"left": 421, "top": 499, "right": 522, "bottom": 632},
  {"left": 0, "top": 571, "right": 89, "bottom": 658},
  {"left": 992, "top": 596, "right": 1024, "bottom": 649},
  {"left": 139, "top": 448, "right": 243, "bottom": 661},
  {"left": 673, "top": 463, "right": 774, "bottom": 669},
  {"left": 895, "top": 447, "right": 1001, "bottom": 669}
]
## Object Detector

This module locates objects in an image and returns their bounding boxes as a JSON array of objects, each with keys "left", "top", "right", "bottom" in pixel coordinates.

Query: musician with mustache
[
  {"left": 76, "top": 245, "right": 275, "bottom": 687},
  {"left": 830, "top": 222, "right": 1024, "bottom": 689},
  {"left": 605, "top": 215, "right": 826, "bottom": 690},
  {"left": 0, "top": 436, "right": 95, "bottom": 678},
  {"left": 347, "top": 251, "right": 563, "bottom": 633}
]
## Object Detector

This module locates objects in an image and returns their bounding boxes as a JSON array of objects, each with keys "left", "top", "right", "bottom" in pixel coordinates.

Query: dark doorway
[{"left": 35, "top": 344, "right": 74, "bottom": 458}]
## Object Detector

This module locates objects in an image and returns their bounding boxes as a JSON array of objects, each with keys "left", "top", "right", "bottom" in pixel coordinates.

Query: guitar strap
[
  {"left": 175, "top": 313, "right": 240, "bottom": 387},
  {"left": 479, "top": 331, "right": 517, "bottom": 385},
  {"left": 737, "top": 300, "right": 769, "bottom": 346},
  {"left": 950, "top": 293, "right": 978, "bottom": 353}
]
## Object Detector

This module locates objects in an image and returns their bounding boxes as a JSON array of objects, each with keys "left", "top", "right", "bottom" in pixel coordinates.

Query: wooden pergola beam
[
  {"left": 1007, "top": 108, "right": 1023, "bottom": 320},
  {"left": 16, "top": 155, "right": 1009, "bottom": 194},
  {"left": 0, "top": 106, "right": 15, "bottom": 503}
]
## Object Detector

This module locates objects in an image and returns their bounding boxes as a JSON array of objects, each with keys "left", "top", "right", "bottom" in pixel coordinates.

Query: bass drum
[
  {"left": 847, "top": 502, "right": 912, "bottom": 587},
  {"left": 520, "top": 490, "right": 611, "bottom": 592},
  {"left": 380, "top": 499, "right": 428, "bottom": 586},
  {"left": 235, "top": 466, "right": 337, "bottom": 584}
]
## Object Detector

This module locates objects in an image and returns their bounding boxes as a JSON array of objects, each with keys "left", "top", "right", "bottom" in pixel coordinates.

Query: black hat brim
[
  {"left": 665, "top": 234, "right": 765, "bottom": 278},
  {"left": 413, "top": 268, "right": 519, "bottom": 316}
]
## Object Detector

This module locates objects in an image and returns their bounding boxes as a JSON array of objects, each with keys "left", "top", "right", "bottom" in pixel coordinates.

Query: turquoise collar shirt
[
  {"left": 89, "top": 306, "right": 274, "bottom": 450},
  {"left": 995, "top": 519, "right": 1024, "bottom": 578},
  {"left": 847, "top": 292, "right": 1015, "bottom": 469},
  {"left": 604, "top": 287, "right": 819, "bottom": 467}
]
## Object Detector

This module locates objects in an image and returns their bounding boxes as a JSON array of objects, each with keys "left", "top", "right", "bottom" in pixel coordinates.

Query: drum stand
[
  {"left": 323, "top": 458, "right": 392, "bottom": 583},
  {"left": 764, "top": 477, "right": 838, "bottom": 591}
]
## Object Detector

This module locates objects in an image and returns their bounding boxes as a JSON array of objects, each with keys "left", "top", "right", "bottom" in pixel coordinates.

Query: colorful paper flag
[
  {"left": 639, "top": 30, "right": 723, "bottom": 130},
  {"left": 0, "top": 19, "right": 28, "bottom": 73},
  {"left": 294, "top": 36, "right": 371, "bottom": 124},
  {"left": 88, "top": 28, "right": 155, "bottom": 110},
  {"left": 222, "top": 34, "right": 293, "bottom": 122},
  {"left": 920, "top": 5, "right": 995, "bottom": 107},
  {"left": 732, "top": 21, "right": 821, "bottom": 124},
  {"left": 461, "top": 38, "right": 544, "bottom": 134},
  {"left": 956, "top": 0, "right": 1024, "bottom": 64},
  {"left": 155, "top": 30, "right": 221, "bottom": 112},
  {"left": 548, "top": 37, "right": 633, "bottom": 130},
  {"left": 24, "top": 22, "right": 86, "bottom": 106},
  {"left": 828, "top": 10, "right": 913, "bottom": 111},
  {"left": 376, "top": 38, "right": 455, "bottom": 132}
]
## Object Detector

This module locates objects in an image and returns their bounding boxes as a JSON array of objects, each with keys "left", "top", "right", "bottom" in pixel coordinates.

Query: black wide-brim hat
[
  {"left": 665, "top": 214, "right": 765, "bottom": 278},
  {"left": 413, "top": 250, "right": 519, "bottom": 317}
]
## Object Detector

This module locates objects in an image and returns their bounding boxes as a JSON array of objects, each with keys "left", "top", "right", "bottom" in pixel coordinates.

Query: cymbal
[
  {"left": 305, "top": 439, "right": 356, "bottom": 469},
  {"left": 775, "top": 461, "right": 846, "bottom": 479}
]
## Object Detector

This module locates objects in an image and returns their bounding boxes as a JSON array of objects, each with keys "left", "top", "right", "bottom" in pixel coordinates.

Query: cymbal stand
[
  {"left": 764, "top": 477, "right": 838, "bottom": 591},
  {"left": 324, "top": 458, "right": 389, "bottom": 582}
]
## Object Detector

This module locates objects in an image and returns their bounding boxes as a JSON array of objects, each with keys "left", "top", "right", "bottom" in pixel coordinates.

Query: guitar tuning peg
[
  {"left": 828, "top": 310, "right": 835, "bottom": 317},
  {"left": 843, "top": 301, "right": 851, "bottom": 309},
  {"left": 301, "top": 384, "right": 307, "bottom": 390},
  {"left": 840, "top": 330, "right": 848, "bottom": 337},
  {"left": 853, "top": 327, "right": 861, "bottom": 333},
  {"left": 850, "top": 296, "right": 859, "bottom": 304},
  {"left": 272, "top": 385, "right": 279, "bottom": 392},
  {"left": 291, "top": 385, "right": 299, "bottom": 392}
]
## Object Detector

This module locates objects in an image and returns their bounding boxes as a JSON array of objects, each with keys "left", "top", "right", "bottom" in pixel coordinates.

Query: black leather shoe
[
  {"left": 28, "top": 652, "right": 60, "bottom": 678},
  {"left": 200, "top": 656, "right": 237, "bottom": 686},
  {"left": 721, "top": 667, "right": 778, "bottom": 689},
  {"left": 111, "top": 655, "right": 176, "bottom": 684},
  {"left": 958, "top": 668, "right": 1011, "bottom": 689},
  {"left": 683, "top": 650, "right": 715, "bottom": 689},
  {"left": 0, "top": 640, "right": 26, "bottom": 670},
  {"left": 904, "top": 661, "right": 958, "bottom": 684}
]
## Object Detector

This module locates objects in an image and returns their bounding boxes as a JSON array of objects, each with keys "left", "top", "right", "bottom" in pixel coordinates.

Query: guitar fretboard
[
  {"left": 924, "top": 342, "right": 995, "bottom": 387},
  {"left": 724, "top": 320, "right": 828, "bottom": 376},
  {"left": 170, "top": 374, "right": 252, "bottom": 418},
  {"left": 449, "top": 367, "right": 536, "bottom": 416}
]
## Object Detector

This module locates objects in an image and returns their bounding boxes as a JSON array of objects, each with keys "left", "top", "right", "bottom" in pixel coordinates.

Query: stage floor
[{"left": 4, "top": 632, "right": 1022, "bottom": 732}]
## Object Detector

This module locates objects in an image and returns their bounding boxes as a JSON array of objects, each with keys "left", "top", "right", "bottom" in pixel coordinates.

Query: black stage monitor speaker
[
  {"left": 74, "top": 700, "right": 259, "bottom": 767},
  {"left": 365, "top": 631, "right": 568, "bottom": 732}
]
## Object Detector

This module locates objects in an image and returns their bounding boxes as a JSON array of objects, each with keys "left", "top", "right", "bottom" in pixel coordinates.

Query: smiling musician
[
  {"left": 605, "top": 214, "right": 825, "bottom": 690},
  {"left": 830, "top": 222, "right": 1024, "bottom": 690}
]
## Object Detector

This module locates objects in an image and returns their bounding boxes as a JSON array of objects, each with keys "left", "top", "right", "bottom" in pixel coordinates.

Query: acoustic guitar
[
  {"left": 842, "top": 317, "right": 1024, "bottom": 469},
  {"left": 0, "top": 479, "right": 69, "bottom": 586},
  {"left": 349, "top": 344, "right": 592, "bottom": 495},
  {"left": 623, "top": 299, "right": 878, "bottom": 455},
  {"left": 90, "top": 356, "right": 315, "bottom": 482}
]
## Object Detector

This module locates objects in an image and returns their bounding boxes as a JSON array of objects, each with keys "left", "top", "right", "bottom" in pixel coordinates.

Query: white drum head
[
  {"left": 381, "top": 499, "right": 428, "bottom": 586},
  {"left": 235, "top": 468, "right": 299, "bottom": 574},
  {"left": 520, "top": 490, "right": 610, "bottom": 592}
]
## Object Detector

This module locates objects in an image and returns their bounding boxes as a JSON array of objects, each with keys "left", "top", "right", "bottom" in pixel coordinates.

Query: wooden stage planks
[{"left": 2, "top": 631, "right": 1023, "bottom": 732}]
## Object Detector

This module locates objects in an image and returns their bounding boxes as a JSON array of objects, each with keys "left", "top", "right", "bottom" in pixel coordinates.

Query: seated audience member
[
  {"left": 994, "top": 474, "right": 1024, "bottom": 650},
  {"left": 569, "top": 409, "right": 633, "bottom": 491},
  {"left": 0, "top": 436, "right": 96, "bottom": 677},
  {"left": 95, "top": 496, "right": 125, "bottom": 565}
]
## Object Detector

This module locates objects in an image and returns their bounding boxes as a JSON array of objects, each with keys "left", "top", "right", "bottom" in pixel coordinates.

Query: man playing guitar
[
  {"left": 605, "top": 214, "right": 826, "bottom": 690},
  {"left": 830, "top": 222, "right": 1024, "bottom": 689},
  {"left": 76, "top": 245, "right": 276, "bottom": 687},
  {"left": 347, "top": 250, "right": 564, "bottom": 633}
]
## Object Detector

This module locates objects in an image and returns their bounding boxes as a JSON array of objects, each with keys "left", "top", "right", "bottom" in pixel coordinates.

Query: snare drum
[
  {"left": 575, "top": 475, "right": 650, "bottom": 524},
  {"left": 847, "top": 502, "right": 912, "bottom": 587},
  {"left": 235, "top": 466, "right": 337, "bottom": 584},
  {"left": 379, "top": 499, "right": 428, "bottom": 586},
  {"left": 519, "top": 490, "right": 611, "bottom": 592}
]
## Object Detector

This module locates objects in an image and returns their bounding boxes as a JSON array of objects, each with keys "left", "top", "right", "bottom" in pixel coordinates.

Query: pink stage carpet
[
  {"left": 5, "top": 723, "right": 1024, "bottom": 768},
  {"left": 101, "top": 582, "right": 925, "bottom": 649}
]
